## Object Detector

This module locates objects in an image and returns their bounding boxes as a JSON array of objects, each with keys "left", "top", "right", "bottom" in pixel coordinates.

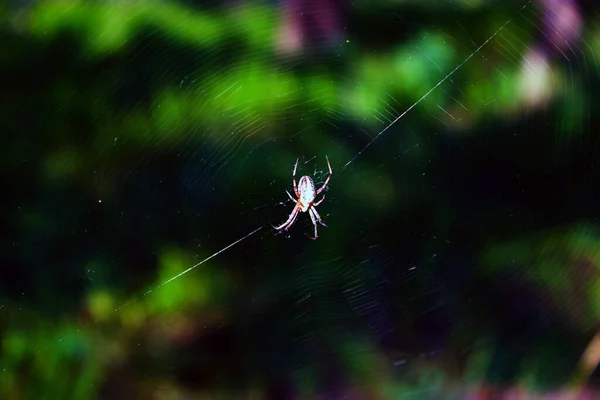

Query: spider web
[{"left": 4, "top": 0, "right": 600, "bottom": 397}]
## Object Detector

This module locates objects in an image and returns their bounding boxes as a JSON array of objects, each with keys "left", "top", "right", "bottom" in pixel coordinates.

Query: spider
[{"left": 273, "top": 156, "right": 332, "bottom": 240}]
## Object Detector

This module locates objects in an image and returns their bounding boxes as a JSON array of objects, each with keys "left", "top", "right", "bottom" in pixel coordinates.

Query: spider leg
[
  {"left": 311, "top": 206, "right": 327, "bottom": 227},
  {"left": 316, "top": 155, "right": 332, "bottom": 195},
  {"left": 293, "top": 158, "right": 299, "bottom": 197},
  {"left": 286, "top": 190, "right": 297, "bottom": 203},
  {"left": 305, "top": 208, "right": 319, "bottom": 240},
  {"left": 313, "top": 194, "right": 325, "bottom": 207},
  {"left": 273, "top": 205, "right": 300, "bottom": 231}
]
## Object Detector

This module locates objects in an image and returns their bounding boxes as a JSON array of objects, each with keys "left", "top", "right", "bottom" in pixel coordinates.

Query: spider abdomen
[{"left": 298, "top": 176, "right": 316, "bottom": 211}]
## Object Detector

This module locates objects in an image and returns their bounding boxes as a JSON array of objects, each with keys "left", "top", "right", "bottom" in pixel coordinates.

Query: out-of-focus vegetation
[{"left": 3, "top": 0, "right": 600, "bottom": 398}]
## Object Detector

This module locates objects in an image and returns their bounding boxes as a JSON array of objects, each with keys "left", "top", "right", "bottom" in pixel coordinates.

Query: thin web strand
[
  {"left": 342, "top": 9, "right": 525, "bottom": 170},
  {"left": 115, "top": 225, "right": 263, "bottom": 312}
]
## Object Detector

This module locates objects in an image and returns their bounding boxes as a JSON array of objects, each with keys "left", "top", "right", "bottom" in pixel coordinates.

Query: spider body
[
  {"left": 273, "top": 156, "right": 332, "bottom": 240},
  {"left": 296, "top": 176, "right": 316, "bottom": 212}
]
